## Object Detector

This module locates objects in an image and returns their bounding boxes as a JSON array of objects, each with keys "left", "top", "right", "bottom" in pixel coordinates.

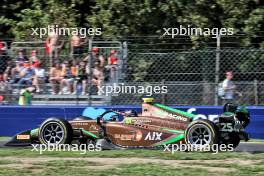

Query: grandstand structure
[{"left": 0, "top": 39, "right": 127, "bottom": 105}]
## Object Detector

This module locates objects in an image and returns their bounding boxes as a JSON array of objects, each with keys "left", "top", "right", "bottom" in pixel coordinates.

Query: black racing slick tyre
[
  {"left": 38, "top": 118, "right": 73, "bottom": 145},
  {"left": 185, "top": 119, "right": 219, "bottom": 149},
  {"left": 223, "top": 132, "right": 241, "bottom": 149}
]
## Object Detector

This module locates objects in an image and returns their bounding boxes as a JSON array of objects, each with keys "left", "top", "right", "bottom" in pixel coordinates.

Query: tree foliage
[{"left": 0, "top": 0, "right": 263, "bottom": 47}]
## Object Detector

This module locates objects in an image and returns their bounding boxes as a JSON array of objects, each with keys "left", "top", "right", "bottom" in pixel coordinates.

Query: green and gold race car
[{"left": 6, "top": 98, "right": 250, "bottom": 150}]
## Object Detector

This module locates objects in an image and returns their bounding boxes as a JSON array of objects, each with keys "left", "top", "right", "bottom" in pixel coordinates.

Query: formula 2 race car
[{"left": 6, "top": 98, "right": 250, "bottom": 149}]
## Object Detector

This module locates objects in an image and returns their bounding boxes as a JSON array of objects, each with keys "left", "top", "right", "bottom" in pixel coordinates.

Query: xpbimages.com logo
[
  {"left": 98, "top": 83, "right": 168, "bottom": 96},
  {"left": 162, "top": 25, "right": 234, "bottom": 38},
  {"left": 31, "top": 144, "right": 102, "bottom": 154},
  {"left": 163, "top": 142, "right": 234, "bottom": 154},
  {"left": 31, "top": 25, "right": 102, "bottom": 38}
]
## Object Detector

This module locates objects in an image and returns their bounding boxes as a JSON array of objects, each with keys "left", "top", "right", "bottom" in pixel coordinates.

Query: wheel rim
[
  {"left": 42, "top": 122, "right": 65, "bottom": 144},
  {"left": 187, "top": 124, "right": 212, "bottom": 146}
]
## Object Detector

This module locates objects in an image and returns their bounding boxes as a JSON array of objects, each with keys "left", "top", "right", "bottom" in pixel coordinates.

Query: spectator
[
  {"left": 0, "top": 41, "right": 6, "bottom": 51},
  {"left": 71, "top": 59, "right": 78, "bottom": 78},
  {"left": 70, "top": 34, "right": 87, "bottom": 59},
  {"left": 219, "top": 71, "right": 238, "bottom": 104},
  {"left": 59, "top": 60, "right": 75, "bottom": 94},
  {"left": 49, "top": 62, "right": 63, "bottom": 95},
  {"left": 84, "top": 47, "right": 105, "bottom": 68},
  {"left": 29, "top": 50, "right": 40, "bottom": 66},
  {"left": 0, "top": 43, "right": 8, "bottom": 78},
  {"left": 15, "top": 49, "right": 28, "bottom": 62},
  {"left": 73, "top": 61, "right": 88, "bottom": 95},
  {"left": 46, "top": 26, "right": 64, "bottom": 61},
  {"left": 32, "top": 62, "right": 45, "bottom": 93},
  {"left": 92, "top": 60, "right": 104, "bottom": 94},
  {"left": 18, "top": 86, "right": 36, "bottom": 106},
  {"left": 0, "top": 75, "right": 6, "bottom": 102},
  {"left": 0, "top": 74, "right": 6, "bottom": 92},
  {"left": 11, "top": 61, "right": 24, "bottom": 83},
  {"left": 3, "top": 61, "right": 13, "bottom": 82},
  {"left": 0, "top": 73, "right": 12, "bottom": 104},
  {"left": 107, "top": 49, "right": 118, "bottom": 81},
  {"left": 108, "top": 49, "right": 118, "bottom": 65},
  {"left": 17, "top": 63, "right": 35, "bottom": 88}
]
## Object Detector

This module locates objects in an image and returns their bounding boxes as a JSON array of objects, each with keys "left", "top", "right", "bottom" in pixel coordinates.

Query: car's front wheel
[{"left": 38, "top": 118, "right": 73, "bottom": 145}]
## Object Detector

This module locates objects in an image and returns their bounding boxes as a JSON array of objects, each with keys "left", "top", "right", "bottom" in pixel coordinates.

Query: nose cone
[{"left": 4, "top": 130, "right": 32, "bottom": 146}]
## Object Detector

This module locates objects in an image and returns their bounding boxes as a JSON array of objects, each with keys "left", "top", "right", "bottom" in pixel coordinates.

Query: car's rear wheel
[
  {"left": 38, "top": 118, "right": 73, "bottom": 145},
  {"left": 185, "top": 120, "right": 218, "bottom": 149},
  {"left": 222, "top": 132, "right": 241, "bottom": 149}
]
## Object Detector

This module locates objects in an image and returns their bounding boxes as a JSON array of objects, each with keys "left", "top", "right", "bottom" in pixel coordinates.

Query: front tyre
[
  {"left": 185, "top": 120, "right": 219, "bottom": 149},
  {"left": 38, "top": 118, "right": 73, "bottom": 145}
]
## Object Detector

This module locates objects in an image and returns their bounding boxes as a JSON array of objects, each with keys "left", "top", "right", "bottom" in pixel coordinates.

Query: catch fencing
[
  {"left": 0, "top": 39, "right": 263, "bottom": 105},
  {"left": 118, "top": 49, "right": 264, "bottom": 105}
]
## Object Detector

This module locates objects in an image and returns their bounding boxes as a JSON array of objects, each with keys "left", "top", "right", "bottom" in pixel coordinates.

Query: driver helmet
[{"left": 124, "top": 110, "right": 138, "bottom": 117}]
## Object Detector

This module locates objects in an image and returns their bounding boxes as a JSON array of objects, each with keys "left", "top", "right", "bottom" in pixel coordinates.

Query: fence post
[
  {"left": 161, "top": 79, "right": 165, "bottom": 104},
  {"left": 214, "top": 35, "right": 221, "bottom": 106},
  {"left": 87, "top": 38, "right": 93, "bottom": 106},
  {"left": 254, "top": 79, "right": 258, "bottom": 105},
  {"left": 121, "top": 41, "right": 128, "bottom": 82}
]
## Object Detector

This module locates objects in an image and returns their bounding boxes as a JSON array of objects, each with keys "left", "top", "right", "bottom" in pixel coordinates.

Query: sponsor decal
[
  {"left": 144, "top": 132, "right": 162, "bottom": 141},
  {"left": 17, "top": 135, "right": 30, "bottom": 140},
  {"left": 124, "top": 117, "right": 133, "bottom": 125},
  {"left": 153, "top": 109, "right": 187, "bottom": 121},
  {"left": 114, "top": 134, "right": 135, "bottom": 141},
  {"left": 114, "top": 130, "right": 143, "bottom": 141},
  {"left": 167, "top": 113, "right": 187, "bottom": 121},
  {"left": 187, "top": 108, "right": 219, "bottom": 121},
  {"left": 153, "top": 109, "right": 167, "bottom": 117},
  {"left": 135, "top": 130, "right": 143, "bottom": 141},
  {"left": 72, "top": 122, "right": 90, "bottom": 126},
  {"left": 89, "top": 125, "right": 98, "bottom": 131},
  {"left": 133, "top": 119, "right": 152, "bottom": 125}
]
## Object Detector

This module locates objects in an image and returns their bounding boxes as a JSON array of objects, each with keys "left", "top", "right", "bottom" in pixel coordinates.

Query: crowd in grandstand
[{"left": 0, "top": 39, "right": 119, "bottom": 98}]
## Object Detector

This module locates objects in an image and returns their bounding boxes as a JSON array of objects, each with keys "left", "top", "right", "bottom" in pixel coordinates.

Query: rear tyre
[
  {"left": 223, "top": 132, "right": 241, "bottom": 149},
  {"left": 185, "top": 120, "right": 219, "bottom": 150},
  {"left": 38, "top": 118, "right": 73, "bottom": 145}
]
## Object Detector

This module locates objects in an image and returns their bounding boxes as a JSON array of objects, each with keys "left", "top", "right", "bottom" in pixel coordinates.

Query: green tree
[{"left": 0, "top": 0, "right": 80, "bottom": 39}]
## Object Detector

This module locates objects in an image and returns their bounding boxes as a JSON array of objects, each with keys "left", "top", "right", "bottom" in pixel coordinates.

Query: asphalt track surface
[{"left": 0, "top": 141, "right": 263, "bottom": 153}]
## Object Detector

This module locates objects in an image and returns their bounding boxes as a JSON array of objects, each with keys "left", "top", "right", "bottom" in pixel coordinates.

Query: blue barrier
[{"left": 0, "top": 105, "right": 263, "bottom": 139}]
